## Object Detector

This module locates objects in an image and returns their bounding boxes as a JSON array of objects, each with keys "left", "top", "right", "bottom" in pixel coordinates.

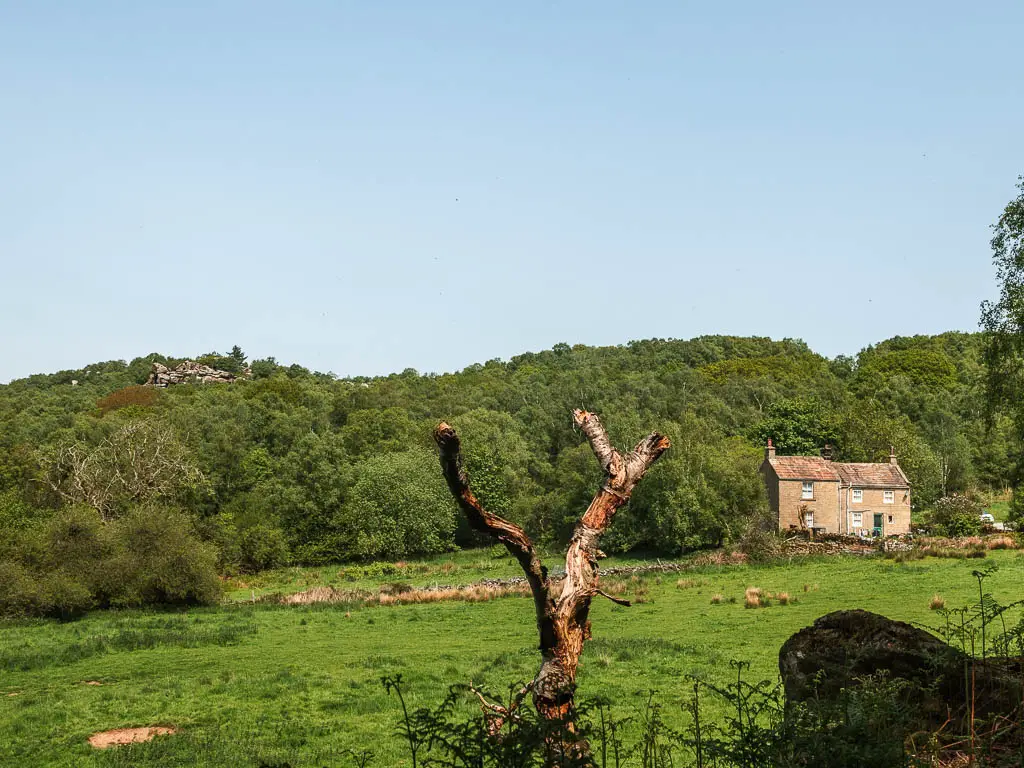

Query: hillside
[{"left": 0, "top": 333, "right": 1014, "bottom": 574}]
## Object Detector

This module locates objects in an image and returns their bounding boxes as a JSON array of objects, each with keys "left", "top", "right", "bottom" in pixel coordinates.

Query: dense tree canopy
[{"left": 0, "top": 330, "right": 1012, "bottom": 580}]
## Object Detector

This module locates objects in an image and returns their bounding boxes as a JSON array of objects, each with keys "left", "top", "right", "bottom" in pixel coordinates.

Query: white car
[{"left": 979, "top": 513, "right": 995, "bottom": 524}]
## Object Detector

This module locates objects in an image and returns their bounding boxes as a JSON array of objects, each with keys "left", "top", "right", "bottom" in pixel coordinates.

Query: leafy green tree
[
  {"left": 982, "top": 176, "right": 1024, "bottom": 522},
  {"left": 339, "top": 449, "right": 457, "bottom": 560},
  {"left": 751, "top": 398, "right": 842, "bottom": 456},
  {"left": 339, "top": 407, "right": 422, "bottom": 459},
  {"left": 447, "top": 409, "right": 540, "bottom": 536},
  {"left": 249, "top": 356, "right": 279, "bottom": 379},
  {"left": 229, "top": 345, "right": 247, "bottom": 368},
  {"left": 920, "top": 401, "right": 974, "bottom": 496},
  {"left": 839, "top": 401, "right": 942, "bottom": 508},
  {"left": 612, "top": 417, "right": 764, "bottom": 553},
  {"left": 241, "top": 431, "right": 352, "bottom": 563}
]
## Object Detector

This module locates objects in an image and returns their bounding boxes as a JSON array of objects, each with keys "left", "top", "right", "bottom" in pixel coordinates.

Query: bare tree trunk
[{"left": 434, "top": 410, "right": 670, "bottom": 759}]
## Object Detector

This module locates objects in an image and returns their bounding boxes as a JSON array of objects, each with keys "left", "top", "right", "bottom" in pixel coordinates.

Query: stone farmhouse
[{"left": 759, "top": 440, "right": 911, "bottom": 536}]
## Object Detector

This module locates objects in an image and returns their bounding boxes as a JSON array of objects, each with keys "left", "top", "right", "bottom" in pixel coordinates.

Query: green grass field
[
  {"left": 988, "top": 499, "right": 1011, "bottom": 522},
  {"left": 2, "top": 550, "right": 1023, "bottom": 767}
]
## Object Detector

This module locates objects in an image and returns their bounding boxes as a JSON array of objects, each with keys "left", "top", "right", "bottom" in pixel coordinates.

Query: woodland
[{"left": 0, "top": 329, "right": 1016, "bottom": 615}]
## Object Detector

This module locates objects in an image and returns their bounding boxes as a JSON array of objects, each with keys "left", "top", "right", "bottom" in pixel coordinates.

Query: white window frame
[
  {"left": 852, "top": 512, "right": 863, "bottom": 528},
  {"left": 883, "top": 490, "right": 895, "bottom": 504},
  {"left": 804, "top": 510, "right": 814, "bottom": 528},
  {"left": 852, "top": 488, "right": 863, "bottom": 504},
  {"left": 801, "top": 481, "right": 813, "bottom": 500}
]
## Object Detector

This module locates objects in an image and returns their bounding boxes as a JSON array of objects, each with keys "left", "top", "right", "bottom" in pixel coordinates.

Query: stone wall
[{"left": 780, "top": 531, "right": 887, "bottom": 556}]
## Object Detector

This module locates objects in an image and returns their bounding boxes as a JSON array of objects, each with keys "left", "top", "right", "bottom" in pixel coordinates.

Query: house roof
[
  {"left": 835, "top": 463, "right": 909, "bottom": 488},
  {"left": 768, "top": 456, "right": 840, "bottom": 481},
  {"left": 766, "top": 455, "right": 911, "bottom": 487}
]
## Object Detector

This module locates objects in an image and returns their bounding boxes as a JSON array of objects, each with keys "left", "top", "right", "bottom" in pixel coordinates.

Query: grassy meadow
[{"left": 2, "top": 549, "right": 1023, "bottom": 766}]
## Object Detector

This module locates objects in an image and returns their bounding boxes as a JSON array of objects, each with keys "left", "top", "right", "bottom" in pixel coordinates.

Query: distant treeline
[{"left": 0, "top": 333, "right": 1016, "bottom": 583}]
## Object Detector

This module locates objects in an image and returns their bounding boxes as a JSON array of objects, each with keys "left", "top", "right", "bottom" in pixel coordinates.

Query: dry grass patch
[
  {"left": 676, "top": 578, "right": 707, "bottom": 590},
  {"left": 987, "top": 536, "right": 1017, "bottom": 550},
  {"left": 743, "top": 586, "right": 794, "bottom": 608},
  {"left": 710, "top": 594, "right": 723, "bottom": 604},
  {"left": 88, "top": 726, "right": 178, "bottom": 749},
  {"left": 278, "top": 586, "right": 365, "bottom": 606},
  {"left": 692, "top": 550, "right": 749, "bottom": 567},
  {"left": 744, "top": 586, "right": 762, "bottom": 609},
  {"left": 376, "top": 583, "right": 531, "bottom": 605},
  {"left": 278, "top": 582, "right": 535, "bottom": 607},
  {"left": 929, "top": 594, "right": 946, "bottom": 610}
]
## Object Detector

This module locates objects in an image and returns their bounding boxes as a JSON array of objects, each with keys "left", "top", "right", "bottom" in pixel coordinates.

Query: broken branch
[
  {"left": 595, "top": 589, "right": 632, "bottom": 607},
  {"left": 434, "top": 423, "right": 552, "bottom": 641}
]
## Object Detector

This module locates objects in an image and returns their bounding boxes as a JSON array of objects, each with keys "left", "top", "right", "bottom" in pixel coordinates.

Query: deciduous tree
[{"left": 982, "top": 176, "right": 1024, "bottom": 521}]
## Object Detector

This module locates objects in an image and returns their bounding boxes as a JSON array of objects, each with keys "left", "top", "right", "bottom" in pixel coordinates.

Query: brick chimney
[
  {"left": 765, "top": 438, "right": 776, "bottom": 462},
  {"left": 889, "top": 445, "right": 898, "bottom": 466},
  {"left": 821, "top": 444, "right": 833, "bottom": 461}
]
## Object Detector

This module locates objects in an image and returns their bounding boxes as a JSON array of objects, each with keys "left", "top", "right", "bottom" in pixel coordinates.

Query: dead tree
[{"left": 434, "top": 410, "right": 670, "bottom": 757}]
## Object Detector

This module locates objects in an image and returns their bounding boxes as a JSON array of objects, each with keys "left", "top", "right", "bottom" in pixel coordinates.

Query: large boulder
[
  {"left": 145, "top": 361, "right": 249, "bottom": 387},
  {"left": 779, "top": 609, "right": 1022, "bottom": 735}
]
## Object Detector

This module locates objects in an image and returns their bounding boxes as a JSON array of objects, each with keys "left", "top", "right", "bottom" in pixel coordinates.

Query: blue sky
[{"left": 1, "top": 1, "right": 1021, "bottom": 382}]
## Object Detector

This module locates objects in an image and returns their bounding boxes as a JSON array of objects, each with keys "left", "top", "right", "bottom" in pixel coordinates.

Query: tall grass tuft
[{"left": 744, "top": 586, "right": 762, "bottom": 609}]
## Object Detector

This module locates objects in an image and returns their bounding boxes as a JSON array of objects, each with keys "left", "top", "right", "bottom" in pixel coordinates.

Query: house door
[{"left": 873, "top": 513, "right": 883, "bottom": 537}]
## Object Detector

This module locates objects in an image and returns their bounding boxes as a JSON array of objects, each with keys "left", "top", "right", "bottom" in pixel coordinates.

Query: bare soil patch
[{"left": 87, "top": 726, "right": 177, "bottom": 749}]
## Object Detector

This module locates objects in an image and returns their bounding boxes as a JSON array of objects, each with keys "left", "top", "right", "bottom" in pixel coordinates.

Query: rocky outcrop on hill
[
  {"left": 145, "top": 361, "right": 250, "bottom": 387},
  {"left": 779, "top": 609, "right": 1023, "bottom": 736}
]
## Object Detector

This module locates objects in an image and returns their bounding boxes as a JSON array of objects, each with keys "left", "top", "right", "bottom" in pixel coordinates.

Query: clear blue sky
[{"left": 2, "top": 1, "right": 1022, "bottom": 383}]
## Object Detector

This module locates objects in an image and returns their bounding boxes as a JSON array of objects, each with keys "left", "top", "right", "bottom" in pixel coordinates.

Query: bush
[
  {"left": 0, "top": 506, "right": 221, "bottom": 617},
  {"left": 237, "top": 524, "right": 290, "bottom": 572},
  {"left": 738, "top": 512, "right": 783, "bottom": 562},
  {"left": 0, "top": 561, "right": 49, "bottom": 617},
  {"left": 928, "top": 494, "right": 983, "bottom": 537},
  {"left": 105, "top": 506, "right": 222, "bottom": 606}
]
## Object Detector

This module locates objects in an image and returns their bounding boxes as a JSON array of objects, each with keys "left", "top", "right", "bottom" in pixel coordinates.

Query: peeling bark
[{"left": 434, "top": 411, "right": 670, "bottom": 759}]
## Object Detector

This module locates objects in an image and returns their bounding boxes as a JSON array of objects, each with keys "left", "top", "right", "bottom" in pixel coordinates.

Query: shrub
[
  {"left": 237, "top": 524, "right": 290, "bottom": 573},
  {"left": 107, "top": 506, "right": 222, "bottom": 606},
  {"left": 0, "top": 561, "right": 48, "bottom": 617},
  {"left": 38, "top": 570, "right": 95, "bottom": 616},
  {"left": 738, "top": 510, "right": 783, "bottom": 562},
  {"left": 928, "top": 494, "right": 983, "bottom": 537},
  {"left": 0, "top": 505, "right": 221, "bottom": 617}
]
